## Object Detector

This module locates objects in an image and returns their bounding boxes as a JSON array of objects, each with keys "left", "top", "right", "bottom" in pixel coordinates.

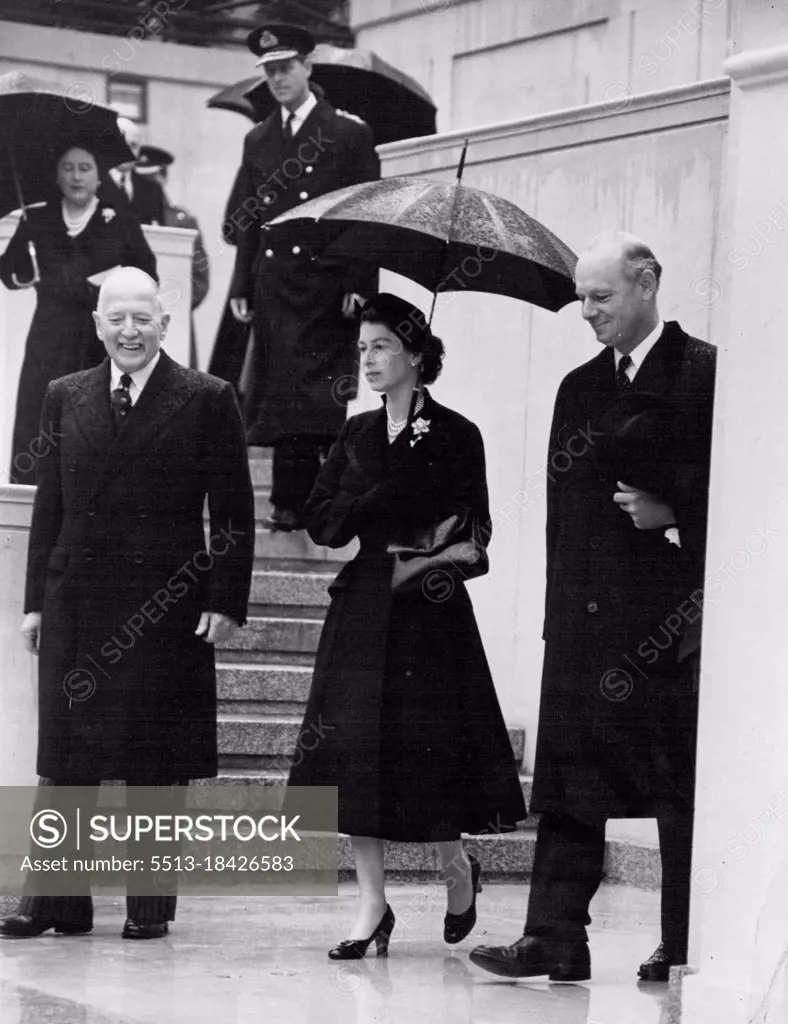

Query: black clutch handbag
[{"left": 387, "top": 509, "right": 489, "bottom": 595}]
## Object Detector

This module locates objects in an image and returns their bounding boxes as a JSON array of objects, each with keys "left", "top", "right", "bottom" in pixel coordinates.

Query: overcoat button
[
  {"left": 265, "top": 248, "right": 274, "bottom": 257},
  {"left": 586, "top": 600, "right": 599, "bottom": 614},
  {"left": 589, "top": 536, "right": 601, "bottom": 549},
  {"left": 82, "top": 548, "right": 93, "bottom": 562},
  {"left": 133, "top": 554, "right": 144, "bottom": 565},
  {"left": 87, "top": 509, "right": 95, "bottom": 518},
  {"left": 68, "top": 465, "right": 77, "bottom": 473},
  {"left": 299, "top": 191, "right": 308, "bottom": 200},
  {"left": 139, "top": 512, "right": 148, "bottom": 520},
  {"left": 291, "top": 245, "right": 301, "bottom": 255}
]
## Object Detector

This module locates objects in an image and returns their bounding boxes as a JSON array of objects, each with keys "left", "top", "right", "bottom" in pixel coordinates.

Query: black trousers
[
  {"left": 524, "top": 807, "right": 694, "bottom": 956},
  {"left": 270, "top": 434, "right": 333, "bottom": 514},
  {"left": 18, "top": 777, "right": 188, "bottom": 927}
]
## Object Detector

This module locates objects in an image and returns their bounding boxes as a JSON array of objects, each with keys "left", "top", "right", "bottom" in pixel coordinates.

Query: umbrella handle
[{"left": 11, "top": 241, "right": 40, "bottom": 288}]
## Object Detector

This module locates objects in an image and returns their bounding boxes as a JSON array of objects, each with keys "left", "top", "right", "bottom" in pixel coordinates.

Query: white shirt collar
[
  {"left": 110, "top": 349, "right": 161, "bottom": 402},
  {"left": 614, "top": 320, "right": 664, "bottom": 376},
  {"left": 281, "top": 90, "right": 318, "bottom": 133}
]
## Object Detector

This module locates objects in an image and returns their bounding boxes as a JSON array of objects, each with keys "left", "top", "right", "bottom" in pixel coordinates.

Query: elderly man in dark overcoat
[
  {"left": 471, "top": 232, "right": 716, "bottom": 983},
  {"left": 0, "top": 267, "right": 255, "bottom": 940},
  {"left": 228, "top": 22, "right": 380, "bottom": 532}
]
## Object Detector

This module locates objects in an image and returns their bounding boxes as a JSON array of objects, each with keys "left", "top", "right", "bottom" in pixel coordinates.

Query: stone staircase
[{"left": 210, "top": 452, "right": 659, "bottom": 888}]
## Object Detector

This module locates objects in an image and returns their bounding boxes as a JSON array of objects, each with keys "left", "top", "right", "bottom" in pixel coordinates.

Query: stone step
[
  {"left": 217, "top": 663, "right": 312, "bottom": 710},
  {"left": 219, "top": 616, "right": 323, "bottom": 656},
  {"left": 212, "top": 769, "right": 534, "bottom": 821},
  {"left": 254, "top": 526, "right": 357, "bottom": 565},
  {"left": 217, "top": 715, "right": 525, "bottom": 764},
  {"left": 250, "top": 569, "right": 333, "bottom": 608},
  {"left": 248, "top": 450, "right": 272, "bottom": 489},
  {"left": 195, "top": 776, "right": 659, "bottom": 890}
]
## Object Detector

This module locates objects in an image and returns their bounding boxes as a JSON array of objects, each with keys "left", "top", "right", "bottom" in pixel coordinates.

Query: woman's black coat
[
  {"left": 287, "top": 392, "right": 527, "bottom": 841},
  {"left": 0, "top": 199, "right": 156, "bottom": 484}
]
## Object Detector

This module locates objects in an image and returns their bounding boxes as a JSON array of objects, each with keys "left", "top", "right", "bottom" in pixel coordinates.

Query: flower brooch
[
  {"left": 410, "top": 416, "right": 431, "bottom": 447},
  {"left": 101, "top": 207, "right": 116, "bottom": 224}
]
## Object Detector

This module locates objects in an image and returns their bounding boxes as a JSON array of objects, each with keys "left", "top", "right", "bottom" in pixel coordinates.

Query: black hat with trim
[
  {"left": 247, "top": 22, "right": 315, "bottom": 66},
  {"left": 135, "top": 145, "right": 174, "bottom": 174}
]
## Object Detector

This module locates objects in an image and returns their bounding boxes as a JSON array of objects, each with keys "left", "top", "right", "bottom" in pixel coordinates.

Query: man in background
[
  {"left": 135, "top": 144, "right": 210, "bottom": 368},
  {"left": 110, "top": 117, "right": 165, "bottom": 227},
  {"left": 229, "top": 22, "right": 380, "bottom": 532}
]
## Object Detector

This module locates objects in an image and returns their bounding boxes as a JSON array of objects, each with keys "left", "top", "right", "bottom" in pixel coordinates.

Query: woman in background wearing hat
[
  {"left": 287, "top": 293, "right": 526, "bottom": 959},
  {"left": 0, "top": 141, "right": 156, "bottom": 485}
]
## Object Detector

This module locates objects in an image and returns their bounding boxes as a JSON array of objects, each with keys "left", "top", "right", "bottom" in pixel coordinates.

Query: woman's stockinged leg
[
  {"left": 437, "top": 841, "right": 474, "bottom": 915},
  {"left": 348, "top": 836, "right": 388, "bottom": 940}
]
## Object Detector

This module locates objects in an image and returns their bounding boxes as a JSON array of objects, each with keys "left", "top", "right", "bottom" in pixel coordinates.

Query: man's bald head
[
  {"left": 96, "top": 266, "right": 160, "bottom": 314},
  {"left": 574, "top": 231, "right": 662, "bottom": 355},
  {"left": 579, "top": 231, "right": 662, "bottom": 288},
  {"left": 93, "top": 267, "right": 169, "bottom": 374}
]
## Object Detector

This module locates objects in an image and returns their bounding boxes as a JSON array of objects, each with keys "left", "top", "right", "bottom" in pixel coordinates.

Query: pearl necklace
[
  {"left": 387, "top": 391, "right": 424, "bottom": 442},
  {"left": 62, "top": 197, "right": 98, "bottom": 238}
]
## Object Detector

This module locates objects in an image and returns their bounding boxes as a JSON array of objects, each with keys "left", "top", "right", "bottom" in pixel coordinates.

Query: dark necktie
[
  {"left": 615, "top": 354, "right": 633, "bottom": 392},
  {"left": 111, "top": 373, "right": 133, "bottom": 430},
  {"left": 283, "top": 112, "right": 296, "bottom": 142}
]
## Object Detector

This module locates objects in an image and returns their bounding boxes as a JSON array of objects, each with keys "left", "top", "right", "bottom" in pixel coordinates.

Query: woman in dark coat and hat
[
  {"left": 0, "top": 141, "right": 156, "bottom": 485},
  {"left": 287, "top": 293, "right": 526, "bottom": 959}
]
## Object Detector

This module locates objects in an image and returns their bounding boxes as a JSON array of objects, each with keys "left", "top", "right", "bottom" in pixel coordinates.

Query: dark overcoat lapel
[{"left": 68, "top": 353, "right": 202, "bottom": 497}]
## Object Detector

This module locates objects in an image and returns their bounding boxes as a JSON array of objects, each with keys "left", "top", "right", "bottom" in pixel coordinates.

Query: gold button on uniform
[
  {"left": 305, "top": 166, "right": 313, "bottom": 173},
  {"left": 299, "top": 191, "right": 308, "bottom": 200},
  {"left": 292, "top": 245, "right": 301, "bottom": 255},
  {"left": 265, "top": 248, "right": 274, "bottom": 257}
]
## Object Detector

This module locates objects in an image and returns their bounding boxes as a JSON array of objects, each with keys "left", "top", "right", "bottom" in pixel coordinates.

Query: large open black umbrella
[
  {"left": 207, "top": 44, "right": 437, "bottom": 145},
  {"left": 265, "top": 144, "right": 577, "bottom": 314},
  {"left": 0, "top": 71, "right": 133, "bottom": 221}
]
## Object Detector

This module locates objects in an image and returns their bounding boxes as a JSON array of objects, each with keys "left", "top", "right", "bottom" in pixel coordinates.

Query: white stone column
[
  {"left": 0, "top": 487, "right": 37, "bottom": 786},
  {"left": 680, "top": 44, "right": 788, "bottom": 1023},
  {"left": 0, "top": 219, "right": 195, "bottom": 485},
  {"left": 142, "top": 223, "right": 196, "bottom": 369}
]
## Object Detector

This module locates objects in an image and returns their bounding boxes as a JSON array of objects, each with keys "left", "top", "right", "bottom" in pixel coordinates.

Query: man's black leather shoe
[
  {"left": 637, "top": 942, "right": 685, "bottom": 981},
  {"left": 469, "top": 935, "right": 590, "bottom": 982},
  {"left": 122, "top": 919, "right": 169, "bottom": 940},
  {"left": 0, "top": 914, "right": 91, "bottom": 938},
  {"left": 262, "top": 507, "right": 304, "bottom": 532}
]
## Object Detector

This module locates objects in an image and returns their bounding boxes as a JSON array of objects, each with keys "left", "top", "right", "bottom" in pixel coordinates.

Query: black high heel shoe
[
  {"left": 444, "top": 854, "right": 482, "bottom": 944},
  {"left": 328, "top": 904, "right": 395, "bottom": 960}
]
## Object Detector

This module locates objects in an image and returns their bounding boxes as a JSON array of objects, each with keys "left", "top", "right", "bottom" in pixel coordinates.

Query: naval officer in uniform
[{"left": 229, "top": 22, "right": 380, "bottom": 531}]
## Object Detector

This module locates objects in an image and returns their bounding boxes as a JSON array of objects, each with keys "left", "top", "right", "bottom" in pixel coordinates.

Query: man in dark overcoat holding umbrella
[
  {"left": 228, "top": 22, "right": 380, "bottom": 531},
  {"left": 471, "top": 232, "right": 716, "bottom": 983},
  {"left": 0, "top": 267, "right": 255, "bottom": 940}
]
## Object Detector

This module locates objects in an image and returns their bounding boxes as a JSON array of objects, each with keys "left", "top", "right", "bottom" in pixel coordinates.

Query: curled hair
[
  {"left": 621, "top": 242, "right": 662, "bottom": 288},
  {"left": 52, "top": 139, "right": 101, "bottom": 169},
  {"left": 360, "top": 293, "right": 445, "bottom": 385}
]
